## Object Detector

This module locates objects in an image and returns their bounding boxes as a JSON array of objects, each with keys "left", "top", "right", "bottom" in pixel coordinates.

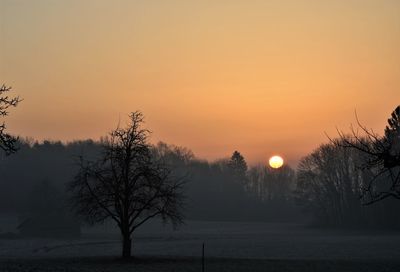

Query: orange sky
[{"left": 1, "top": 0, "right": 400, "bottom": 166}]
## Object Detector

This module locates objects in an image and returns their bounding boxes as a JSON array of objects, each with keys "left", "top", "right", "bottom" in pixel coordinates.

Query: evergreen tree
[{"left": 228, "top": 151, "right": 248, "bottom": 186}]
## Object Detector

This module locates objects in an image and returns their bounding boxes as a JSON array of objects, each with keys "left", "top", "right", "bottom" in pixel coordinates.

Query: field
[{"left": 1, "top": 221, "right": 400, "bottom": 271}]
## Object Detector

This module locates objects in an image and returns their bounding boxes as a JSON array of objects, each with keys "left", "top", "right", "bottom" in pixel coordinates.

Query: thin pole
[{"left": 202, "top": 242, "right": 205, "bottom": 272}]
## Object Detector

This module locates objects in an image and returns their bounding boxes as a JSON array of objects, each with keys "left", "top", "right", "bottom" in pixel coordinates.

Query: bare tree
[
  {"left": 0, "top": 84, "right": 21, "bottom": 155},
  {"left": 295, "top": 140, "right": 365, "bottom": 226},
  {"left": 248, "top": 164, "right": 295, "bottom": 202},
  {"left": 336, "top": 106, "right": 400, "bottom": 204},
  {"left": 68, "top": 111, "right": 185, "bottom": 258}
]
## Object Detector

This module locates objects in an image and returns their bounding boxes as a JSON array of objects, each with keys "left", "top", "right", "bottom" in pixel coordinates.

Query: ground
[
  {"left": 1, "top": 221, "right": 400, "bottom": 271},
  {"left": 2, "top": 257, "right": 400, "bottom": 272}
]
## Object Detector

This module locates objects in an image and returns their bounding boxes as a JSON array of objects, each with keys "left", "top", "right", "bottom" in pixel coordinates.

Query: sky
[{"left": 1, "top": 0, "right": 400, "bottom": 166}]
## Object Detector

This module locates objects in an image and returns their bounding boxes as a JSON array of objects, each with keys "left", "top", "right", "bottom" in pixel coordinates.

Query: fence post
[{"left": 202, "top": 242, "right": 205, "bottom": 272}]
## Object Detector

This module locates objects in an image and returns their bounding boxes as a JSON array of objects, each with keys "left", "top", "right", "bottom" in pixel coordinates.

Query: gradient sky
[{"left": 1, "top": 0, "right": 400, "bottom": 165}]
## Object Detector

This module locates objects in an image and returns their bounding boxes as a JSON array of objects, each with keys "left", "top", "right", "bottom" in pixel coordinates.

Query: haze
[{"left": 1, "top": 0, "right": 400, "bottom": 165}]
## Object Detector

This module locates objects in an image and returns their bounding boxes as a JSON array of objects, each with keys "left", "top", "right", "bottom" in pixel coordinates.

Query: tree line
[
  {"left": 1, "top": 106, "right": 399, "bottom": 233},
  {"left": 0, "top": 138, "right": 299, "bottom": 222}
]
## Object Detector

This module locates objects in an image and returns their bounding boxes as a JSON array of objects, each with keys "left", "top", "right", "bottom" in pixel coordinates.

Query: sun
[{"left": 269, "top": 155, "right": 284, "bottom": 169}]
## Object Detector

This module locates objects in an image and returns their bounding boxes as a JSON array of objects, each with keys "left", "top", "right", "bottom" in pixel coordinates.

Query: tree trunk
[{"left": 122, "top": 235, "right": 132, "bottom": 258}]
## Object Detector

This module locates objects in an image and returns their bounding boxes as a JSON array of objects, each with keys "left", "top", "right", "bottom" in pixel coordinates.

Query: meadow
[{"left": 1, "top": 221, "right": 400, "bottom": 271}]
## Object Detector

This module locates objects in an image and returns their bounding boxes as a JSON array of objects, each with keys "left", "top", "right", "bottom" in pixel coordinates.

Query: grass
[
  {"left": 2, "top": 222, "right": 400, "bottom": 271},
  {"left": 1, "top": 256, "right": 400, "bottom": 272}
]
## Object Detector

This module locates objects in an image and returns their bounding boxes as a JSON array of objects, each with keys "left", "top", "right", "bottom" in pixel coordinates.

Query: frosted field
[
  {"left": 1, "top": 221, "right": 400, "bottom": 271},
  {"left": 1, "top": 221, "right": 400, "bottom": 260}
]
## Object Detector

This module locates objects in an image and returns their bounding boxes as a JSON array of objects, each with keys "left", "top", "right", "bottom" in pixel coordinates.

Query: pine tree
[
  {"left": 383, "top": 106, "right": 400, "bottom": 168},
  {"left": 228, "top": 151, "right": 248, "bottom": 185}
]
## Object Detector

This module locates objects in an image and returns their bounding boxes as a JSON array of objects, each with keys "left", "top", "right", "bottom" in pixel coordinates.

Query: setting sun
[{"left": 269, "top": 155, "right": 284, "bottom": 169}]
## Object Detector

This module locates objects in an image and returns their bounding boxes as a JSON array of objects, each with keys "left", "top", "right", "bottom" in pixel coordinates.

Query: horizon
[{"left": 8, "top": 108, "right": 394, "bottom": 168}]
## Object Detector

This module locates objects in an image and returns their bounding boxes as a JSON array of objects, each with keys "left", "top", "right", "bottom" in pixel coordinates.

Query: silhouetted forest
[
  {"left": 296, "top": 138, "right": 400, "bottom": 228},
  {"left": 0, "top": 134, "right": 399, "bottom": 230},
  {"left": 0, "top": 139, "right": 300, "bottom": 224}
]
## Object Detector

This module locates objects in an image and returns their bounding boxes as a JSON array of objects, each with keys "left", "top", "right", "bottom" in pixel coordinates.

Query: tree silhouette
[
  {"left": 0, "top": 84, "right": 21, "bottom": 155},
  {"left": 383, "top": 106, "right": 400, "bottom": 168},
  {"left": 68, "top": 111, "right": 185, "bottom": 258},
  {"left": 337, "top": 106, "right": 400, "bottom": 204},
  {"left": 296, "top": 140, "right": 364, "bottom": 226},
  {"left": 228, "top": 151, "right": 248, "bottom": 182}
]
